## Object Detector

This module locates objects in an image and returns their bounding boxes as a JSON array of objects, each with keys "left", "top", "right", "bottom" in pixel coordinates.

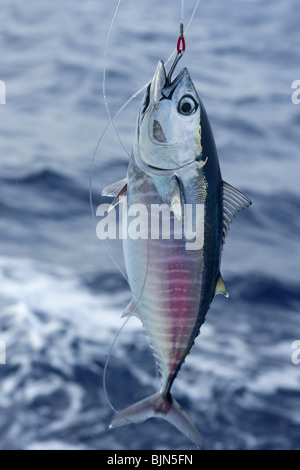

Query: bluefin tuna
[{"left": 102, "top": 60, "right": 251, "bottom": 447}]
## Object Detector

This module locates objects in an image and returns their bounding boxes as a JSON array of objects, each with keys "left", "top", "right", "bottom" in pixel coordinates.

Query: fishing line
[
  {"left": 91, "top": 0, "right": 201, "bottom": 298},
  {"left": 90, "top": 0, "right": 200, "bottom": 219},
  {"left": 90, "top": 0, "right": 200, "bottom": 215},
  {"left": 165, "top": 0, "right": 199, "bottom": 69},
  {"left": 89, "top": 1, "right": 129, "bottom": 284},
  {"left": 181, "top": 0, "right": 185, "bottom": 24},
  {"left": 89, "top": 81, "right": 149, "bottom": 222},
  {"left": 103, "top": 315, "right": 130, "bottom": 419},
  {"left": 103, "top": 236, "right": 151, "bottom": 425},
  {"left": 94, "top": 0, "right": 200, "bottom": 422},
  {"left": 91, "top": 0, "right": 195, "bottom": 324},
  {"left": 103, "top": 0, "right": 130, "bottom": 158}
]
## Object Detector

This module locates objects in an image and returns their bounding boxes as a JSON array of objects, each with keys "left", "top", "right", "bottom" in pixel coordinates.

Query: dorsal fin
[
  {"left": 102, "top": 178, "right": 127, "bottom": 211},
  {"left": 222, "top": 181, "right": 252, "bottom": 245}
]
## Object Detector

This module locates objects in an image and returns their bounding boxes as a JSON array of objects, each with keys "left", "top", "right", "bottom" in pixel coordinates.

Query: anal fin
[{"left": 121, "top": 298, "right": 140, "bottom": 319}]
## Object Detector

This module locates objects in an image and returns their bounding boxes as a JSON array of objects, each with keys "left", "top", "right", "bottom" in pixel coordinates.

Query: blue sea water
[{"left": 0, "top": 0, "right": 300, "bottom": 450}]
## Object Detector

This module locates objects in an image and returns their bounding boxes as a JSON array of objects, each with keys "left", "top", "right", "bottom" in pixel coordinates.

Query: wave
[{"left": 0, "top": 255, "right": 299, "bottom": 449}]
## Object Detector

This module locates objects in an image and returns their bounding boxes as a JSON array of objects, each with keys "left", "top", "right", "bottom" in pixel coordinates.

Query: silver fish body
[{"left": 103, "top": 60, "right": 251, "bottom": 447}]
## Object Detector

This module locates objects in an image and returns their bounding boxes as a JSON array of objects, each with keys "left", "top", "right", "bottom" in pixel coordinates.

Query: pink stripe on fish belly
[
  {"left": 135, "top": 237, "right": 202, "bottom": 388},
  {"left": 166, "top": 254, "right": 197, "bottom": 377}
]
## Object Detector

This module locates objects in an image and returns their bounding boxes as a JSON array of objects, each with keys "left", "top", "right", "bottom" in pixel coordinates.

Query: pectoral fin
[
  {"left": 166, "top": 177, "right": 182, "bottom": 222},
  {"left": 222, "top": 181, "right": 252, "bottom": 245},
  {"left": 214, "top": 273, "right": 229, "bottom": 298},
  {"left": 102, "top": 178, "right": 127, "bottom": 211}
]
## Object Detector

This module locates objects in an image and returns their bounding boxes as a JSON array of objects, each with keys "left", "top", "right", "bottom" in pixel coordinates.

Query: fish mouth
[
  {"left": 136, "top": 60, "right": 202, "bottom": 172},
  {"left": 149, "top": 60, "right": 167, "bottom": 105},
  {"left": 149, "top": 60, "right": 187, "bottom": 105},
  {"left": 140, "top": 60, "right": 188, "bottom": 119},
  {"left": 146, "top": 62, "right": 195, "bottom": 153}
]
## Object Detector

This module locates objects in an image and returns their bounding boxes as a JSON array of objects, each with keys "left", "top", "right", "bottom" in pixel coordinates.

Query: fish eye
[{"left": 178, "top": 95, "right": 197, "bottom": 116}]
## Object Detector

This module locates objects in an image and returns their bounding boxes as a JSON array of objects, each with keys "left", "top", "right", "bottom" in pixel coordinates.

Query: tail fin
[{"left": 108, "top": 391, "right": 202, "bottom": 449}]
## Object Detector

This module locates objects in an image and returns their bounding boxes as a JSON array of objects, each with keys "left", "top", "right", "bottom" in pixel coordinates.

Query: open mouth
[{"left": 141, "top": 61, "right": 187, "bottom": 118}]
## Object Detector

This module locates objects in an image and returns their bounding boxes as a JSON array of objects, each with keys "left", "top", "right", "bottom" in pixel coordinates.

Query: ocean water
[{"left": 0, "top": 0, "right": 300, "bottom": 450}]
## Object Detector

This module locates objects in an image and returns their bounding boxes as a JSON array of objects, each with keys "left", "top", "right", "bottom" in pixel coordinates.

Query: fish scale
[
  {"left": 125, "top": 164, "right": 208, "bottom": 386},
  {"left": 103, "top": 59, "right": 251, "bottom": 447}
]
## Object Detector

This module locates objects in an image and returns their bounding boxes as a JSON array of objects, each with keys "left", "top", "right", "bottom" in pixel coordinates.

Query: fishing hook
[{"left": 166, "top": 22, "right": 186, "bottom": 85}]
